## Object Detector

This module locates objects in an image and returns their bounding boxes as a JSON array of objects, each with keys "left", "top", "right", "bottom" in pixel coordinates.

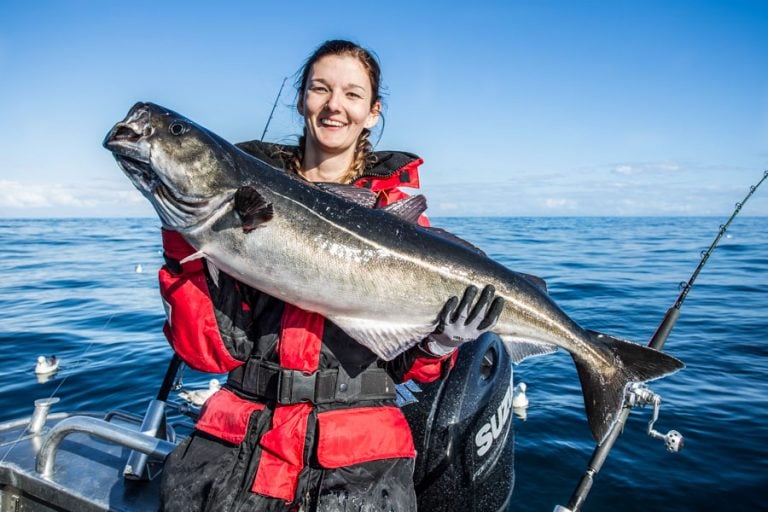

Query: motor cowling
[{"left": 402, "top": 332, "right": 515, "bottom": 511}]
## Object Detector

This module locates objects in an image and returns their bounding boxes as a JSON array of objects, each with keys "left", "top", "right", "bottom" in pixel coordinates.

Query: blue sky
[{"left": 1, "top": 0, "right": 766, "bottom": 217}]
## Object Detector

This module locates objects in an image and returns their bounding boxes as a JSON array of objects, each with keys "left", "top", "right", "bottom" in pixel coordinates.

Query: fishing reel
[
  {"left": 556, "top": 172, "right": 767, "bottom": 512},
  {"left": 626, "top": 383, "right": 684, "bottom": 453}
]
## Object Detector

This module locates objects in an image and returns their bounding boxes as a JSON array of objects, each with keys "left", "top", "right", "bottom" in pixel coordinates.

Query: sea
[{"left": 0, "top": 216, "right": 766, "bottom": 511}]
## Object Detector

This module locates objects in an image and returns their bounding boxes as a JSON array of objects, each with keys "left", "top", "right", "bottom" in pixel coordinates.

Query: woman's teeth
[{"left": 321, "top": 119, "right": 345, "bottom": 127}]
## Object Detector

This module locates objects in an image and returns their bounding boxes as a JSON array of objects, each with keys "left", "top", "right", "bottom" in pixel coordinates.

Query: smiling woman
[
  {"left": 289, "top": 40, "right": 383, "bottom": 184},
  {"left": 148, "top": 39, "right": 505, "bottom": 512},
  {"left": 298, "top": 51, "right": 381, "bottom": 182}
]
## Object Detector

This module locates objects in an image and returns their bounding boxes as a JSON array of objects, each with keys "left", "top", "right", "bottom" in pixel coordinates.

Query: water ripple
[{"left": 0, "top": 216, "right": 766, "bottom": 511}]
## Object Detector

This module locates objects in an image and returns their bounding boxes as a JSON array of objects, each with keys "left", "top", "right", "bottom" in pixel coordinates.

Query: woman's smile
[{"left": 299, "top": 54, "right": 380, "bottom": 174}]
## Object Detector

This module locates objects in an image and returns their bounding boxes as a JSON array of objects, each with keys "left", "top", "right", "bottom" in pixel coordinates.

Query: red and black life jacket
[{"left": 159, "top": 140, "right": 454, "bottom": 502}]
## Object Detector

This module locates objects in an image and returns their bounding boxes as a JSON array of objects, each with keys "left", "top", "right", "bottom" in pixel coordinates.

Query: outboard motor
[{"left": 402, "top": 332, "right": 515, "bottom": 511}]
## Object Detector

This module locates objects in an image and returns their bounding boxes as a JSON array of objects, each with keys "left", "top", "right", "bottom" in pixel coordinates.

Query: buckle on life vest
[
  {"left": 277, "top": 369, "right": 317, "bottom": 404},
  {"left": 228, "top": 359, "right": 398, "bottom": 405}
]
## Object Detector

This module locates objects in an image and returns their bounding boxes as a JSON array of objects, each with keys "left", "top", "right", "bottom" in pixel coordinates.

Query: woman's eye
[
  {"left": 169, "top": 122, "right": 187, "bottom": 136},
  {"left": 310, "top": 86, "right": 328, "bottom": 93},
  {"left": 347, "top": 92, "right": 362, "bottom": 99}
]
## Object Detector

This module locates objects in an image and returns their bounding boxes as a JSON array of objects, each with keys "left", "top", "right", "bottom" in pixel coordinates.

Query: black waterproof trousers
[{"left": 160, "top": 418, "right": 417, "bottom": 512}]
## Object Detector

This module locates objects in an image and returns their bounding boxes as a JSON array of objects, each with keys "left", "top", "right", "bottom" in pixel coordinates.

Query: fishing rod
[
  {"left": 123, "top": 353, "right": 184, "bottom": 480},
  {"left": 260, "top": 76, "right": 289, "bottom": 142},
  {"left": 556, "top": 169, "right": 768, "bottom": 512}
]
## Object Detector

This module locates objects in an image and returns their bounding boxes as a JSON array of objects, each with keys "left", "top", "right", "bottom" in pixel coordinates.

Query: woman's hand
[{"left": 425, "top": 285, "right": 505, "bottom": 356}]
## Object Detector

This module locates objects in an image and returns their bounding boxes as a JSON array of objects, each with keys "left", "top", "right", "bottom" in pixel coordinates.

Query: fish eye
[{"left": 169, "top": 121, "right": 187, "bottom": 136}]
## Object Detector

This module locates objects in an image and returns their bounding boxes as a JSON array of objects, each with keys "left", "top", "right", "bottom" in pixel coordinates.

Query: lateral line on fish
[
  {"left": 270, "top": 187, "right": 581, "bottom": 350},
  {"left": 271, "top": 188, "right": 479, "bottom": 282},
  {"left": 190, "top": 180, "right": 600, "bottom": 365}
]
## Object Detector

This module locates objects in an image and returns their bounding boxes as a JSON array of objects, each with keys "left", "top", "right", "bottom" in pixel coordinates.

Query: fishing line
[
  {"left": 0, "top": 309, "right": 119, "bottom": 464},
  {"left": 674, "top": 169, "right": 768, "bottom": 310},
  {"left": 261, "top": 77, "right": 289, "bottom": 142},
  {"left": 1, "top": 223, "right": 155, "bottom": 460},
  {"left": 647, "top": 169, "right": 768, "bottom": 350},
  {"left": 562, "top": 169, "right": 768, "bottom": 512},
  {"left": 48, "top": 313, "right": 118, "bottom": 399}
]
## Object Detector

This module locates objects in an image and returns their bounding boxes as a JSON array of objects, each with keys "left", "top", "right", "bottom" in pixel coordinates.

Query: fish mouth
[
  {"left": 104, "top": 104, "right": 221, "bottom": 230},
  {"left": 114, "top": 154, "right": 156, "bottom": 192},
  {"left": 103, "top": 103, "right": 154, "bottom": 162}
]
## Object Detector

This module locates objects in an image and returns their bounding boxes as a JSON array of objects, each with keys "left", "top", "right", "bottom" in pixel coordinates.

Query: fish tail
[{"left": 574, "top": 330, "right": 684, "bottom": 444}]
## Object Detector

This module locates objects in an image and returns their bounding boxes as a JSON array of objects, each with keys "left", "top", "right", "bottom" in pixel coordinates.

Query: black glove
[{"left": 425, "top": 285, "right": 505, "bottom": 356}]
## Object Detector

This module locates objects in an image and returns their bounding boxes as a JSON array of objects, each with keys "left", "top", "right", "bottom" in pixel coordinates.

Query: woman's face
[{"left": 299, "top": 54, "right": 380, "bottom": 159}]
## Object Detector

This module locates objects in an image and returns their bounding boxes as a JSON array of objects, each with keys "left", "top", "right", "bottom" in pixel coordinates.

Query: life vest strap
[{"left": 228, "top": 359, "right": 396, "bottom": 405}]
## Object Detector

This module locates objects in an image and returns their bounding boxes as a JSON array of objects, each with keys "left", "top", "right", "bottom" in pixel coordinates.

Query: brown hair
[{"left": 286, "top": 40, "right": 382, "bottom": 183}]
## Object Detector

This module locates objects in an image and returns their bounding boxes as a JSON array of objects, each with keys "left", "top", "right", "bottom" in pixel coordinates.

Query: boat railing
[
  {"left": 103, "top": 409, "right": 144, "bottom": 425},
  {"left": 27, "top": 354, "right": 202, "bottom": 483},
  {"left": 36, "top": 414, "right": 175, "bottom": 479}
]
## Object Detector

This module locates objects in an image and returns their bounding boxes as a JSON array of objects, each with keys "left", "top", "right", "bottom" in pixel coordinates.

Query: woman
[{"left": 159, "top": 40, "right": 502, "bottom": 511}]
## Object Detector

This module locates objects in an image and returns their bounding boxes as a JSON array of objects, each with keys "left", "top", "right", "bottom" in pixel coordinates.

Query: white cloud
[
  {"left": 543, "top": 197, "right": 577, "bottom": 209},
  {"left": 658, "top": 162, "right": 681, "bottom": 172},
  {"left": 434, "top": 201, "right": 462, "bottom": 212},
  {"left": 611, "top": 161, "right": 682, "bottom": 176},
  {"left": 0, "top": 180, "right": 149, "bottom": 216}
]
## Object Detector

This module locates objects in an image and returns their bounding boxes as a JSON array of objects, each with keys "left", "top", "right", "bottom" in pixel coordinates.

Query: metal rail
[
  {"left": 123, "top": 354, "right": 183, "bottom": 480},
  {"left": 37, "top": 416, "right": 175, "bottom": 479}
]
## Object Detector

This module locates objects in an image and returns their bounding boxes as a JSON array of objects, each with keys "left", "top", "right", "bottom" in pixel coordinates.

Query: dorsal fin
[
  {"left": 382, "top": 194, "right": 427, "bottom": 224},
  {"left": 519, "top": 273, "right": 548, "bottom": 294},
  {"left": 426, "top": 227, "right": 487, "bottom": 257},
  {"left": 234, "top": 186, "right": 274, "bottom": 232},
  {"left": 315, "top": 182, "right": 377, "bottom": 208}
]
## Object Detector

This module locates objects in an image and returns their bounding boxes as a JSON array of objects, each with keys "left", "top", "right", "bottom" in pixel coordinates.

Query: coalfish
[{"left": 104, "top": 102, "right": 683, "bottom": 443}]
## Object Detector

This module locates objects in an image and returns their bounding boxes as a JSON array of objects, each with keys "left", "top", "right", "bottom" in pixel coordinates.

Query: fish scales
[{"left": 104, "top": 102, "right": 684, "bottom": 443}]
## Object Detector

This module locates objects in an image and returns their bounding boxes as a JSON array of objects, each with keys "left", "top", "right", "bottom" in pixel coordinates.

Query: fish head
[{"left": 103, "top": 102, "right": 240, "bottom": 231}]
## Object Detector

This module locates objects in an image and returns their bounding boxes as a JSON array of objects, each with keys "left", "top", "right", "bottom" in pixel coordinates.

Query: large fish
[{"left": 104, "top": 102, "right": 683, "bottom": 443}]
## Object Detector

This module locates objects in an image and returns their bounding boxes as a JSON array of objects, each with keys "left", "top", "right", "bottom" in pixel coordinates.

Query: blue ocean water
[{"left": 0, "top": 216, "right": 766, "bottom": 511}]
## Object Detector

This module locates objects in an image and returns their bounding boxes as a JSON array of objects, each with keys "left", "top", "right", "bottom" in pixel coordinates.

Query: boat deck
[{"left": 0, "top": 410, "right": 178, "bottom": 512}]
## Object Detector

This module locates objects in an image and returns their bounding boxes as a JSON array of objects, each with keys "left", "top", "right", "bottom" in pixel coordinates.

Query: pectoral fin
[
  {"left": 234, "top": 186, "right": 274, "bottom": 232},
  {"left": 179, "top": 250, "right": 206, "bottom": 265},
  {"left": 205, "top": 260, "right": 221, "bottom": 288}
]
